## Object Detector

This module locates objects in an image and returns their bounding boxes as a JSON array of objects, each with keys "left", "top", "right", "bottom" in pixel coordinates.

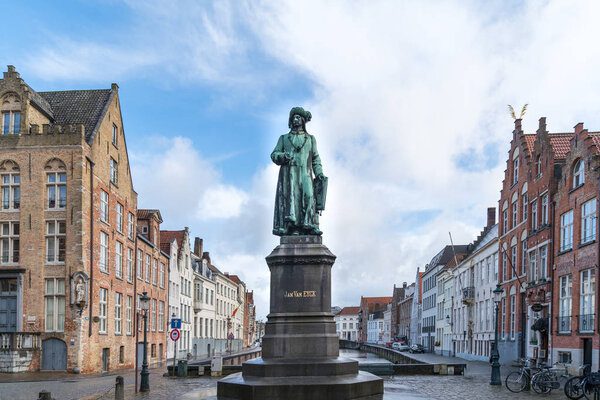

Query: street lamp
[
  {"left": 490, "top": 284, "right": 504, "bottom": 386},
  {"left": 139, "top": 292, "right": 150, "bottom": 392}
]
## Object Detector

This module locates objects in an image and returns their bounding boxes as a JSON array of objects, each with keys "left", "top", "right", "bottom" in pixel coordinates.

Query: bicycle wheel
[
  {"left": 583, "top": 382, "right": 598, "bottom": 400},
  {"left": 565, "top": 376, "right": 585, "bottom": 400},
  {"left": 532, "top": 372, "right": 552, "bottom": 394},
  {"left": 505, "top": 371, "right": 528, "bottom": 393}
]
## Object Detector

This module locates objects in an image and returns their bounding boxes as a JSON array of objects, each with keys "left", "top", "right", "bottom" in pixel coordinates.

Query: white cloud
[{"left": 25, "top": 0, "right": 600, "bottom": 319}]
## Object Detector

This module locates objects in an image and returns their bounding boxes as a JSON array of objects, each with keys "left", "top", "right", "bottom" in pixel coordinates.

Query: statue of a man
[
  {"left": 75, "top": 277, "right": 85, "bottom": 303},
  {"left": 271, "top": 107, "right": 327, "bottom": 236}
]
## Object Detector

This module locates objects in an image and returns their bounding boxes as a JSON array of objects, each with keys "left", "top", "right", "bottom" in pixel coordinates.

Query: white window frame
[
  {"left": 559, "top": 275, "right": 572, "bottom": 333},
  {"left": 145, "top": 254, "right": 151, "bottom": 283},
  {"left": 0, "top": 221, "right": 19, "bottom": 264},
  {"left": 529, "top": 251, "right": 537, "bottom": 282},
  {"left": 99, "top": 288, "right": 108, "bottom": 334},
  {"left": 110, "top": 158, "right": 118, "bottom": 185},
  {"left": 127, "top": 213, "right": 134, "bottom": 240},
  {"left": 510, "top": 294, "right": 516, "bottom": 340},
  {"left": 2, "top": 111, "right": 21, "bottom": 135},
  {"left": 112, "top": 123, "right": 118, "bottom": 146},
  {"left": 115, "top": 241, "right": 123, "bottom": 279},
  {"left": 560, "top": 210, "right": 574, "bottom": 252},
  {"left": 531, "top": 199, "right": 538, "bottom": 230},
  {"left": 116, "top": 203, "right": 123, "bottom": 233},
  {"left": 115, "top": 292, "right": 122, "bottom": 335},
  {"left": 513, "top": 157, "right": 519, "bottom": 185},
  {"left": 100, "top": 190, "right": 109, "bottom": 223},
  {"left": 541, "top": 194, "right": 549, "bottom": 225},
  {"left": 127, "top": 248, "right": 133, "bottom": 283},
  {"left": 47, "top": 172, "right": 66, "bottom": 209},
  {"left": 136, "top": 249, "right": 143, "bottom": 279},
  {"left": 45, "top": 278, "right": 65, "bottom": 332},
  {"left": 159, "top": 301, "right": 165, "bottom": 332},
  {"left": 45, "top": 220, "right": 66, "bottom": 264},
  {"left": 1, "top": 173, "right": 20, "bottom": 210},
  {"left": 539, "top": 245, "right": 547, "bottom": 280},
  {"left": 512, "top": 200, "right": 518, "bottom": 228},
  {"left": 126, "top": 295, "right": 133, "bottom": 335},
  {"left": 581, "top": 198, "right": 597, "bottom": 244},
  {"left": 99, "top": 231, "right": 109, "bottom": 273},
  {"left": 580, "top": 269, "right": 595, "bottom": 333},
  {"left": 522, "top": 193, "right": 528, "bottom": 221},
  {"left": 159, "top": 262, "right": 165, "bottom": 288},
  {"left": 573, "top": 159, "right": 585, "bottom": 188}
]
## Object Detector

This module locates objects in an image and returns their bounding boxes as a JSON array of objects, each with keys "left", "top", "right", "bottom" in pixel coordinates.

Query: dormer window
[{"left": 573, "top": 159, "right": 585, "bottom": 188}]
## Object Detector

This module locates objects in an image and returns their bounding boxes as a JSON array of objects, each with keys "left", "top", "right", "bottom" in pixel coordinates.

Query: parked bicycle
[
  {"left": 564, "top": 365, "right": 591, "bottom": 400},
  {"left": 505, "top": 358, "right": 539, "bottom": 393},
  {"left": 530, "top": 362, "right": 570, "bottom": 394}
]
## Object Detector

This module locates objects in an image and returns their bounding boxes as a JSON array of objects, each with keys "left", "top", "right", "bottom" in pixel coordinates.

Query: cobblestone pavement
[{"left": 0, "top": 368, "right": 572, "bottom": 400}]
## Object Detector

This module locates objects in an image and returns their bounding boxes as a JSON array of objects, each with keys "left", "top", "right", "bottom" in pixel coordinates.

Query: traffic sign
[
  {"left": 170, "top": 328, "right": 180, "bottom": 342},
  {"left": 170, "top": 318, "right": 182, "bottom": 329}
]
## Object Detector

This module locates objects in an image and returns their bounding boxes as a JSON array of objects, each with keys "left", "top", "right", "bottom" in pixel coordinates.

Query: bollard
[
  {"left": 115, "top": 376, "right": 124, "bottom": 400},
  {"left": 38, "top": 391, "right": 53, "bottom": 400}
]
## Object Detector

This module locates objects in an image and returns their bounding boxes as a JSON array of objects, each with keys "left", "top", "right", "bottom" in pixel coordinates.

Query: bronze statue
[{"left": 271, "top": 107, "right": 327, "bottom": 236}]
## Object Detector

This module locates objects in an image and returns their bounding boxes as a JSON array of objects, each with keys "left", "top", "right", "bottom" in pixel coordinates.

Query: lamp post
[
  {"left": 490, "top": 284, "right": 504, "bottom": 386},
  {"left": 139, "top": 292, "right": 150, "bottom": 392}
]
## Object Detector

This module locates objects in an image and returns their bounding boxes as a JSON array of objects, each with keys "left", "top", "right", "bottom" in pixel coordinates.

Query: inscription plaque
[{"left": 284, "top": 290, "right": 317, "bottom": 298}]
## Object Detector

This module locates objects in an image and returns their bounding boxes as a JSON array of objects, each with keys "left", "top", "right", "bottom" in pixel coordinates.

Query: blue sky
[{"left": 4, "top": 1, "right": 600, "bottom": 319}]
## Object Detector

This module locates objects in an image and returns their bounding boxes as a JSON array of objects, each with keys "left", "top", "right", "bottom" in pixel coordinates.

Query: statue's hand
[
  {"left": 283, "top": 153, "right": 293, "bottom": 164},
  {"left": 316, "top": 173, "right": 325, "bottom": 180}
]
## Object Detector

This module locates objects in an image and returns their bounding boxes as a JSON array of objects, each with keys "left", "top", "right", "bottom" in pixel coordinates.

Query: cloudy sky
[{"left": 5, "top": 0, "right": 600, "bottom": 319}]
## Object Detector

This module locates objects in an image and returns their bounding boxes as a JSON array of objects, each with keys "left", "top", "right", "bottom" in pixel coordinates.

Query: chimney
[
  {"left": 194, "top": 237, "right": 203, "bottom": 256},
  {"left": 575, "top": 122, "right": 585, "bottom": 135},
  {"left": 487, "top": 207, "right": 496, "bottom": 228},
  {"left": 403, "top": 282, "right": 407, "bottom": 288},
  {"left": 538, "top": 117, "right": 547, "bottom": 133},
  {"left": 202, "top": 251, "right": 211, "bottom": 264}
]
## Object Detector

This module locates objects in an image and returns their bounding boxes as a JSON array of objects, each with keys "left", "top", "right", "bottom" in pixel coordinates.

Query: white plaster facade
[{"left": 335, "top": 307, "right": 359, "bottom": 341}]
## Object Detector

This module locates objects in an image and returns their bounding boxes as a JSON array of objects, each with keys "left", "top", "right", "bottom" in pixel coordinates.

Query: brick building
[
  {"left": 552, "top": 123, "right": 600, "bottom": 370},
  {"left": 390, "top": 284, "right": 406, "bottom": 340},
  {"left": 397, "top": 283, "right": 414, "bottom": 342},
  {"left": 357, "top": 296, "right": 391, "bottom": 342},
  {"left": 134, "top": 210, "right": 169, "bottom": 369},
  {"left": 0, "top": 66, "right": 141, "bottom": 373}
]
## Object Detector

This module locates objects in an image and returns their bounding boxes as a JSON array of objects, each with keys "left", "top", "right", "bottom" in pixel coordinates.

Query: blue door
[
  {"left": 0, "top": 278, "right": 17, "bottom": 332},
  {"left": 42, "top": 339, "right": 67, "bottom": 370}
]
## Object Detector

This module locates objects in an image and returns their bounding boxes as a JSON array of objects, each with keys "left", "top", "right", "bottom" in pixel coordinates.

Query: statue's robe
[{"left": 271, "top": 130, "right": 323, "bottom": 236}]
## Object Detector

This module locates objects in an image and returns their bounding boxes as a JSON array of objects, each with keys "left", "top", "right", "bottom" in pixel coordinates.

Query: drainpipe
[{"left": 86, "top": 157, "right": 94, "bottom": 338}]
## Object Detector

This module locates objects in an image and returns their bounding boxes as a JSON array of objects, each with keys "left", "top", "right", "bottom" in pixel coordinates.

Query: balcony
[
  {"left": 579, "top": 314, "right": 595, "bottom": 334},
  {"left": 462, "top": 287, "right": 475, "bottom": 304},
  {"left": 557, "top": 316, "right": 571, "bottom": 334},
  {"left": 0, "top": 332, "right": 40, "bottom": 350},
  {"left": 194, "top": 300, "right": 204, "bottom": 312}
]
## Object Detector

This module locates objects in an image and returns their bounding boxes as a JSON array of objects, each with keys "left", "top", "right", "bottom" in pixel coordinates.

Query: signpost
[{"left": 170, "top": 326, "right": 180, "bottom": 376}]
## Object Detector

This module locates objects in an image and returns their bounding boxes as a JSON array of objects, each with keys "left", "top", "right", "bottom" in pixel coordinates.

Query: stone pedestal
[{"left": 217, "top": 236, "right": 383, "bottom": 400}]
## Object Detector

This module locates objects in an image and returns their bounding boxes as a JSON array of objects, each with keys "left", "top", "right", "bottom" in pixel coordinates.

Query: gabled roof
[
  {"left": 339, "top": 306, "right": 360, "bottom": 316},
  {"left": 137, "top": 209, "right": 163, "bottom": 222},
  {"left": 427, "top": 245, "right": 470, "bottom": 271},
  {"left": 38, "top": 89, "right": 113, "bottom": 144},
  {"left": 548, "top": 134, "right": 573, "bottom": 160},
  {"left": 160, "top": 230, "right": 185, "bottom": 248}
]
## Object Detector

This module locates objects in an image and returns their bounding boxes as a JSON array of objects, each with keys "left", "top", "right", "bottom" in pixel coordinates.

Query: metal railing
[
  {"left": 579, "top": 314, "right": 595, "bottom": 333},
  {"left": 462, "top": 287, "right": 475, "bottom": 303}
]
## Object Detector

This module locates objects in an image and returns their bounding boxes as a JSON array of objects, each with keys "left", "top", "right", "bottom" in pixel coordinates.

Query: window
[
  {"left": 151, "top": 299, "right": 157, "bottom": 331},
  {"left": 159, "top": 301, "right": 165, "bottom": 332},
  {"left": 116, "top": 203, "right": 123, "bottom": 233},
  {"left": 511, "top": 245, "right": 517, "bottom": 278},
  {"left": 159, "top": 263, "right": 165, "bottom": 288},
  {"left": 522, "top": 194, "right": 528, "bottom": 221},
  {"left": 531, "top": 199, "right": 538, "bottom": 230},
  {"left": 493, "top": 253, "right": 498, "bottom": 282},
  {"left": 47, "top": 172, "right": 66, "bottom": 209},
  {"left": 110, "top": 158, "right": 118, "bottom": 185},
  {"left": 580, "top": 269, "right": 595, "bottom": 333},
  {"left": 539, "top": 245, "right": 547, "bottom": 280},
  {"left": 512, "top": 200, "right": 518, "bottom": 228},
  {"left": 581, "top": 198, "right": 597, "bottom": 244},
  {"left": 502, "top": 252, "right": 507, "bottom": 282},
  {"left": 560, "top": 210, "right": 574, "bottom": 251},
  {"left": 126, "top": 295, "right": 133, "bottom": 335},
  {"left": 0, "top": 221, "right": 19, "bottom": 263},
  {"left": 115, "top": 292, "right": 122, "bottom": 335},
  {"left": 100, "top": 191, "right": 109, "bottom": 223},
  {"left": 1, "top": 173, "right": 20, "bottom": 209},
  {"left": 46, "top": 220, "right": 66, "bottom": 263},
  {"left": 45, "top": 278, "right": 65, "bottom": 332},
  {"left": 119, "top": 346, "right": 125, "bottom": 364},
  {"left": 500, "top": 298, "right": 506, "bottom": 339},
  {"left": 573, "top": 159, "right": 585, "bottom": 188},
  {"left": 152, "top": 259, "right": 157, "bottom": 285},
  {"left": 513, "top": 157, "right": 519, "bottom": 185},
  {"left": 559, "top": 275, "right": 572, "bottom": 333},
  {"left": 145, "top": 254, "right": 150, "bottom": 282},
  {"left": 2, "top": 111, "right": 21, "bottom": 135},
  {"left": 503, "top": 210, "right": 508, "bottom": 234},
  {"left": 127, "top": 213, "right": 134, "bottom": 240},
  {"left": 136, "top": 249, "right": 143, "bottom": 279},
  {"left": 558, "top": 352, "right": 572, "bottom": 364},
  {"left": 115, "top": 241, "right": 123, "bottom": 279},
  {"left": 126, "top": 248, "right": 133, "bottom": 282},
  {"left": 521, "top": 240, "right": 527, "bottom": 275},
  {"left": 99, "top": 231, "right": 109, "bottom": 273},
  {"left": 99, "top": 288, "right": 108, "bottom": 333},
  {"left": 529, "top": 251, "right": 537, "bottom": 282},
  {"left": 536, "top": 155, "right": 542, "bottom": 177},
  {"left": 510, "top": 294, "right": 516, "bottom": 339},
  {"left": 541, "top": 194, "right": 548, "bottom": 225},
  {"left": 112, "top": 124, "right": 118, "bottom": 146}
]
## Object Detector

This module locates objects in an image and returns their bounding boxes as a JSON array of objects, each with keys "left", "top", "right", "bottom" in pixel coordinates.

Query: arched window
[
  {"left": 536, "top": 155, "right": 542, "bottom": 177},
  {"left": 1, "top": 92, "right": 21, "bottom": 135},
  {"left": 573, "top": 159, "right": 585, "bottom": 188},
  {"left": 0, "top": 160, "right": 20, "bottom": 210}
]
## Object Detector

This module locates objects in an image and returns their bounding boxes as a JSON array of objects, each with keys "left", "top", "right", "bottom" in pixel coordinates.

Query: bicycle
[
  {"left": 505, "top": 358, "right": 539, "bottom": 393},
  {"left": 531, "top": 362, "right": 570, "bottom": 395},
  {"left": 564, "top": 365, "right": 591, "bottom": 400}
]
